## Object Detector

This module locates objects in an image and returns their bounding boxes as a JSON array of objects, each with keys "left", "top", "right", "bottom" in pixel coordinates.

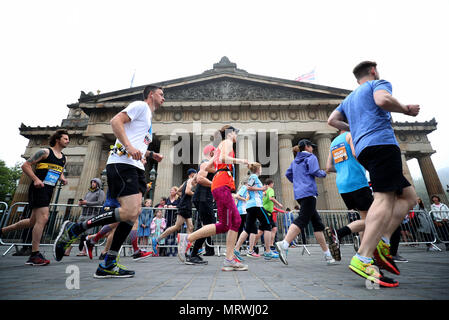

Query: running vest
[
  {"left": 34, "top": 148, "right": 66, "bottom": 187},
  {"left": 193, "top": 160, "right": 214, "bottom": 202},
  {"left": 211, "top": 146, "right": 235, "bottom": 192},
  {"left": 177, "top": 180, "right": 193, "bottom": 211},
  {"left": 330, "top": 132, "right": 369, "bottom": 194}
]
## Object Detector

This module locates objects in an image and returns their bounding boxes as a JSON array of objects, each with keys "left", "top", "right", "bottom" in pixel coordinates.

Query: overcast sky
[{"left": 1, "top": 0, "right": 448, "bottom": 179}]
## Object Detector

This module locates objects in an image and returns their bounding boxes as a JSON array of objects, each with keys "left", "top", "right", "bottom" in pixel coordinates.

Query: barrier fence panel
[
  {"left": 1, "top": 201, "right": 444, "bottom": 257},
  {"left": 429, "top": 210, "right": 449, "bottom": 248},
  {"left": 0, "top": 202, "right": 104, "bottom": 256}
]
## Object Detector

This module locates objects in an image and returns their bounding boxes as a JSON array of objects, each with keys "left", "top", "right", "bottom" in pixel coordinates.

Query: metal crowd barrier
[
  {"left": 429, "top": 210, "right": 449, "bottom": 248},
  {"left": 1, "top": 201, "right": 445, "bottom": 257},
  {"left": 0, "top": 202, "right": 104, "bottom": 256}
]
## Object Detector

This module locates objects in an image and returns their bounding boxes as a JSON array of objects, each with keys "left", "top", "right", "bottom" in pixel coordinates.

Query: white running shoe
[
  {"left": 275, "top": 241, "right": 288, "bottom": 265},
  {"left": 221, "top": 258, "right": 248, "bottom": 271}
]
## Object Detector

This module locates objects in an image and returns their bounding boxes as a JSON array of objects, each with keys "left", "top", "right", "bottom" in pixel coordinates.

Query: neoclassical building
[{"left": 15, "top": 57, "right": 448, "bottom": 211}]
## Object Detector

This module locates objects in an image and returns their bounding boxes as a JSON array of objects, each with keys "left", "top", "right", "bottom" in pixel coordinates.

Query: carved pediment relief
[{"left": 164, "top": 78, "right": 342, "bottom": 101}]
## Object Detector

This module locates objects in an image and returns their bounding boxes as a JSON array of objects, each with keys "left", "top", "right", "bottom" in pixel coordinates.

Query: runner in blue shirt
[{"left": 328, "top": 61, "right": 420, "bottom": 287}]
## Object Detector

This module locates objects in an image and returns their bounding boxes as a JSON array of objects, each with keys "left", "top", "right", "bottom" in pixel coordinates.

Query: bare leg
[
  {"left": 314, "top": 231, "right": 329, "bottom": 252},
  {"left": 283, "top": 223, "right": 302, "bottom": 244},
  {"left": 235, "top": 230, "right": 249, "bottom": 251},
  {"left": 187, "top": 224, "right": 216, "bottom": 243},
  {"left": 30, "top": 208, "right": 49, "bottom": 252},
  {"left": 225, "top": 230, "right": 238, "bottom": 261},
  {"left": 159, "top": 215, "right": 186, "bottom": 240},
  {"left": 358, "top": 192, "right": 395, "bottom": 257}
]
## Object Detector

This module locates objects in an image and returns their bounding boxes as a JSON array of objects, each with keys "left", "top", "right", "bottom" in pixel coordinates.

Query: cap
[
  {"left": 298, "top": 139, "right": 317, "bottom": 149},
  {"left": 203, "top": 144, "right": 215, "bottom": 156},
  {"left": 225, "top": 126, "right": 240, "bottom": 134},
  {"left": 187, "top": 168, "right": 197, "bottom": 175}
]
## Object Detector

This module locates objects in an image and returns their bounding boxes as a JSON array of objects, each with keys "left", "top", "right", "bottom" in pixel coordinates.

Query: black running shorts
[
  {"left": 340, "top": 186, "right": 374, "bottom": 211},
  {"left": 106, "top": 163, "right": 146, "bottom": 199},
  {"left": 178, "top": 209, "right": 192, "bottom": 220},
  {"left": 357, "top": 145, "right": 411, "bottom": 195},
  {"left": 28, "top": 184, "right": 54, "bottom": 209}
]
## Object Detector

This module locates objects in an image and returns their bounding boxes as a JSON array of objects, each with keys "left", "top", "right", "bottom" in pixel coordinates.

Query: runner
[
  {"left": 324, "top": 130, "right": 371, "bottom": 262},
  {"left": 233, "top": 163, "right": 279, "bottom": 261},
  {"left": 328, "top": 60, "right": 419, "bottom": 287},
  {"left": 53, "top": 85, "right": 164, "bottom": 278},
  {"left": 275, "top": 139, "right": 336, "bottom": 266},
  {"left": 186, "top": 145, "right": 217, "bottom": 265},
  {"left": 177, "top": 125, "right": 249, "bottom": 271},
  {"left": 0, "top": 129, "right": 69, "bottom": 266},
  {"left": 155, "top": 169, "right": 197, "bottom": 255}
]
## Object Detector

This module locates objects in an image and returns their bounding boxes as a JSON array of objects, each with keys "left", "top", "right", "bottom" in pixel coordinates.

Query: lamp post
[
  {"left": 148, "top": 165, "right": 157, "bottom": 202},
  {"left": 101, "top": 168, "right": 107, "bottom": 190},
  {"left": 48, "top": 169, "right": 68, "bottom": 236}
]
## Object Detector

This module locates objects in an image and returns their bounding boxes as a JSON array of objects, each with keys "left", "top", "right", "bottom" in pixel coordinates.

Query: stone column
[
  {"left": 417, "top": 153, "right": 448, "bottom": 204},
  {"left": 401, "top": 152, "right": 415, "bottom": 188},
  {"left": 314, "top": 132, "right": 346, "bottom": 210},
  {"left": 278, "top": 134, "right": 296, "bottom": 210},
  {"left": 74, "top": 136, "right": 105, "bottom": 202},
  {"left": 236, "top": 132, "right": 255, "bottom": 185},
  {"left": 153, "top": 136, "right": 174, "bottom": 202}
]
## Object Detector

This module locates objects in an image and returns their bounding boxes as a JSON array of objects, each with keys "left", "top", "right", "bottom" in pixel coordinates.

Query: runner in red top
[{"left": 177, "top": 125, "right": 250, "bottom": 271}]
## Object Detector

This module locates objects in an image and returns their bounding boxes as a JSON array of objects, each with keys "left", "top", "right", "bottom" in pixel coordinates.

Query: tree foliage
[{"left": 0, "top": 160, "right": 22, "bottom": 203}]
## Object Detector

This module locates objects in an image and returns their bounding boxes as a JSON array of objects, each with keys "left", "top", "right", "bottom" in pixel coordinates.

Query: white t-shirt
[{"left": 107, "top": 101, "right": 153, "bottom": 170}]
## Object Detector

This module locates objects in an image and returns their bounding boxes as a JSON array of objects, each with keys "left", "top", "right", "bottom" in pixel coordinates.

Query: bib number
[
  {"left": 331, "top": 143, "right": 348, "bottom": 164},
  {"left": 43, "top": 169, "right": 61, "bottom": 186}
]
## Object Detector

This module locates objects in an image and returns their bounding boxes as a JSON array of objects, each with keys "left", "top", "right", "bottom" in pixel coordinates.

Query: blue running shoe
[
  {"left": 93, "top": 258, "right": 135, "bottom": 278},
  {"left": 53, "top": 221, "right": 81, "bottom": 262}
]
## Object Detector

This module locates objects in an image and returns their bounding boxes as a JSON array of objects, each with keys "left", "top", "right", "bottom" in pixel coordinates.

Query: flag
[
  {"left": 295, "top": 69, "right": 315, "bottom": 82},
  {"left": 130, "top": 69, "right": 136, "bottom": 88}
]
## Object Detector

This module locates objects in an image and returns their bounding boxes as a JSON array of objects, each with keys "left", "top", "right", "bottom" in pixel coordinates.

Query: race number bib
[
  {"left": 43, "top": 169, "right": 61, "bottom": 186},
  {"left": 331, "top": 143, "right": 348, "bottom": 164}
]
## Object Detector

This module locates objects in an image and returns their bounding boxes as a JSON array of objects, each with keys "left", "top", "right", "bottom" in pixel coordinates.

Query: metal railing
[{"left": 1, "top": 201, "right": 446, "bottom": 257}]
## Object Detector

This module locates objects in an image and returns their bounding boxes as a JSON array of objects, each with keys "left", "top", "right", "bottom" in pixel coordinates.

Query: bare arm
[
  {"left": 22, "top": 149, "right": 49, "bottom": 188},
  {"left": 185, "top": 179, "right": 195, "bottom": 196},
  {"left": 197, "top": 161, "right": 212, "bottom": 187},
  {"left": 325, "top": 151, "right": 335, "bottom": 173},
  {"left": 346, "top": 132, "right": 357, "bottom": 158},
  {"left": 270, "top": 197, "right": 283, "bottom": 208},
  {"left": 328, "top": 109, "right": 350, "bottom": 131},
  {"left": 373, "top": 90, "right": 420, "bottom": 116},
  {"left": 220, "top": 140, "right": 248, "bottom": 165},
  {"left": 110, "top": 112, "right": 142, "bottom": 160}
]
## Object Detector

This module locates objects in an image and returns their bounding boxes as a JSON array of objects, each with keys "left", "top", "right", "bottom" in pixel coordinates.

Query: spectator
[
  {"left": 413, "top": 197, "right": 437, "bottom": 251},
  {"left": 150, "top": 209, "right": 167, "bottom": 256},
  {"left": 166, "top": 186, "right": 180, "bottom": 208},
  {"left": 430, "top": 195, "right": 449, "bottom": 251},
  {"left": 138, "top": 199, "right": 153, "bottom": 247},
  {"left": 157, "top": 197, "right": 167, "bottom": 208},
  {"left": 164, "top": 187, "right": 180, "bottom": 256},
  {"left": 66, "top": 178, "right": 105, "bottom": 256}
]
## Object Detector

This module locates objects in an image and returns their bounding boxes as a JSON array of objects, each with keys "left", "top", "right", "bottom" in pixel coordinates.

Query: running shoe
[
  {"left": 373, "top": 240, "right": 400, "bottom": 275},
  {"left": 222, "top": 258, "right": 248, "bottom": 271},
  {"left": 93, "top": 258, "right": 135, "bottom": 278},
  {"left": 234, "top": 249, "right": 245, "bottom": 262},
  {"left": 197, "top": 248, "right": 205, "bottom": 256},
  {"left": 348, "top": 255, "right": 398, "bottom": 288},
  {"left": 246, "top": 250, "right": 261, "bottom": 258},
  {"left": 392, "top": 255, "right": 408, "bottom": 263},
  {"left": 176, "top": 233, "right": 191, "bottom": 263},
  {"left": 263, "top": 251, "right": 279, "bottom": 260},
  {"left": 324, "top": 227, "right": 341, "bottom": 261},
  {"left": 325, "top": 254, "right": 337, "bottom": 265},
  {"left": 25, "top": 253, "right": 50, "bottom": 266},
  {"left": 185, "top": 255, "right": 208, "bottom": 265},
  {"left": 54, "top": 221, "right": 81, "bottom": 262},
  {"left": 275, "top": 241, "right": 288, "bottom": 265},
  {"left": 84, "top": 238, "right": 94, "bottom": 260},
  {"left": 132, "top": 249, "right": 152, "bottom": 261}
]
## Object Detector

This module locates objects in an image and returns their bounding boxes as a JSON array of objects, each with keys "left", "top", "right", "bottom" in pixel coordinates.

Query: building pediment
[{"left": 78, "top": 57, "right": 350, "bottom": 105}]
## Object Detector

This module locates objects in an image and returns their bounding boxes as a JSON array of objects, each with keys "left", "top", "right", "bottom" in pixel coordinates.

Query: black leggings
[
  {"left": 292, "top": 196, "right": 325, "bottom": 232},
  {"left": 191, "top": 201, "right": 217, "bottom": 256},
  {"left": 245, "top": 207, "right": 272, "bottom": 235}
]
